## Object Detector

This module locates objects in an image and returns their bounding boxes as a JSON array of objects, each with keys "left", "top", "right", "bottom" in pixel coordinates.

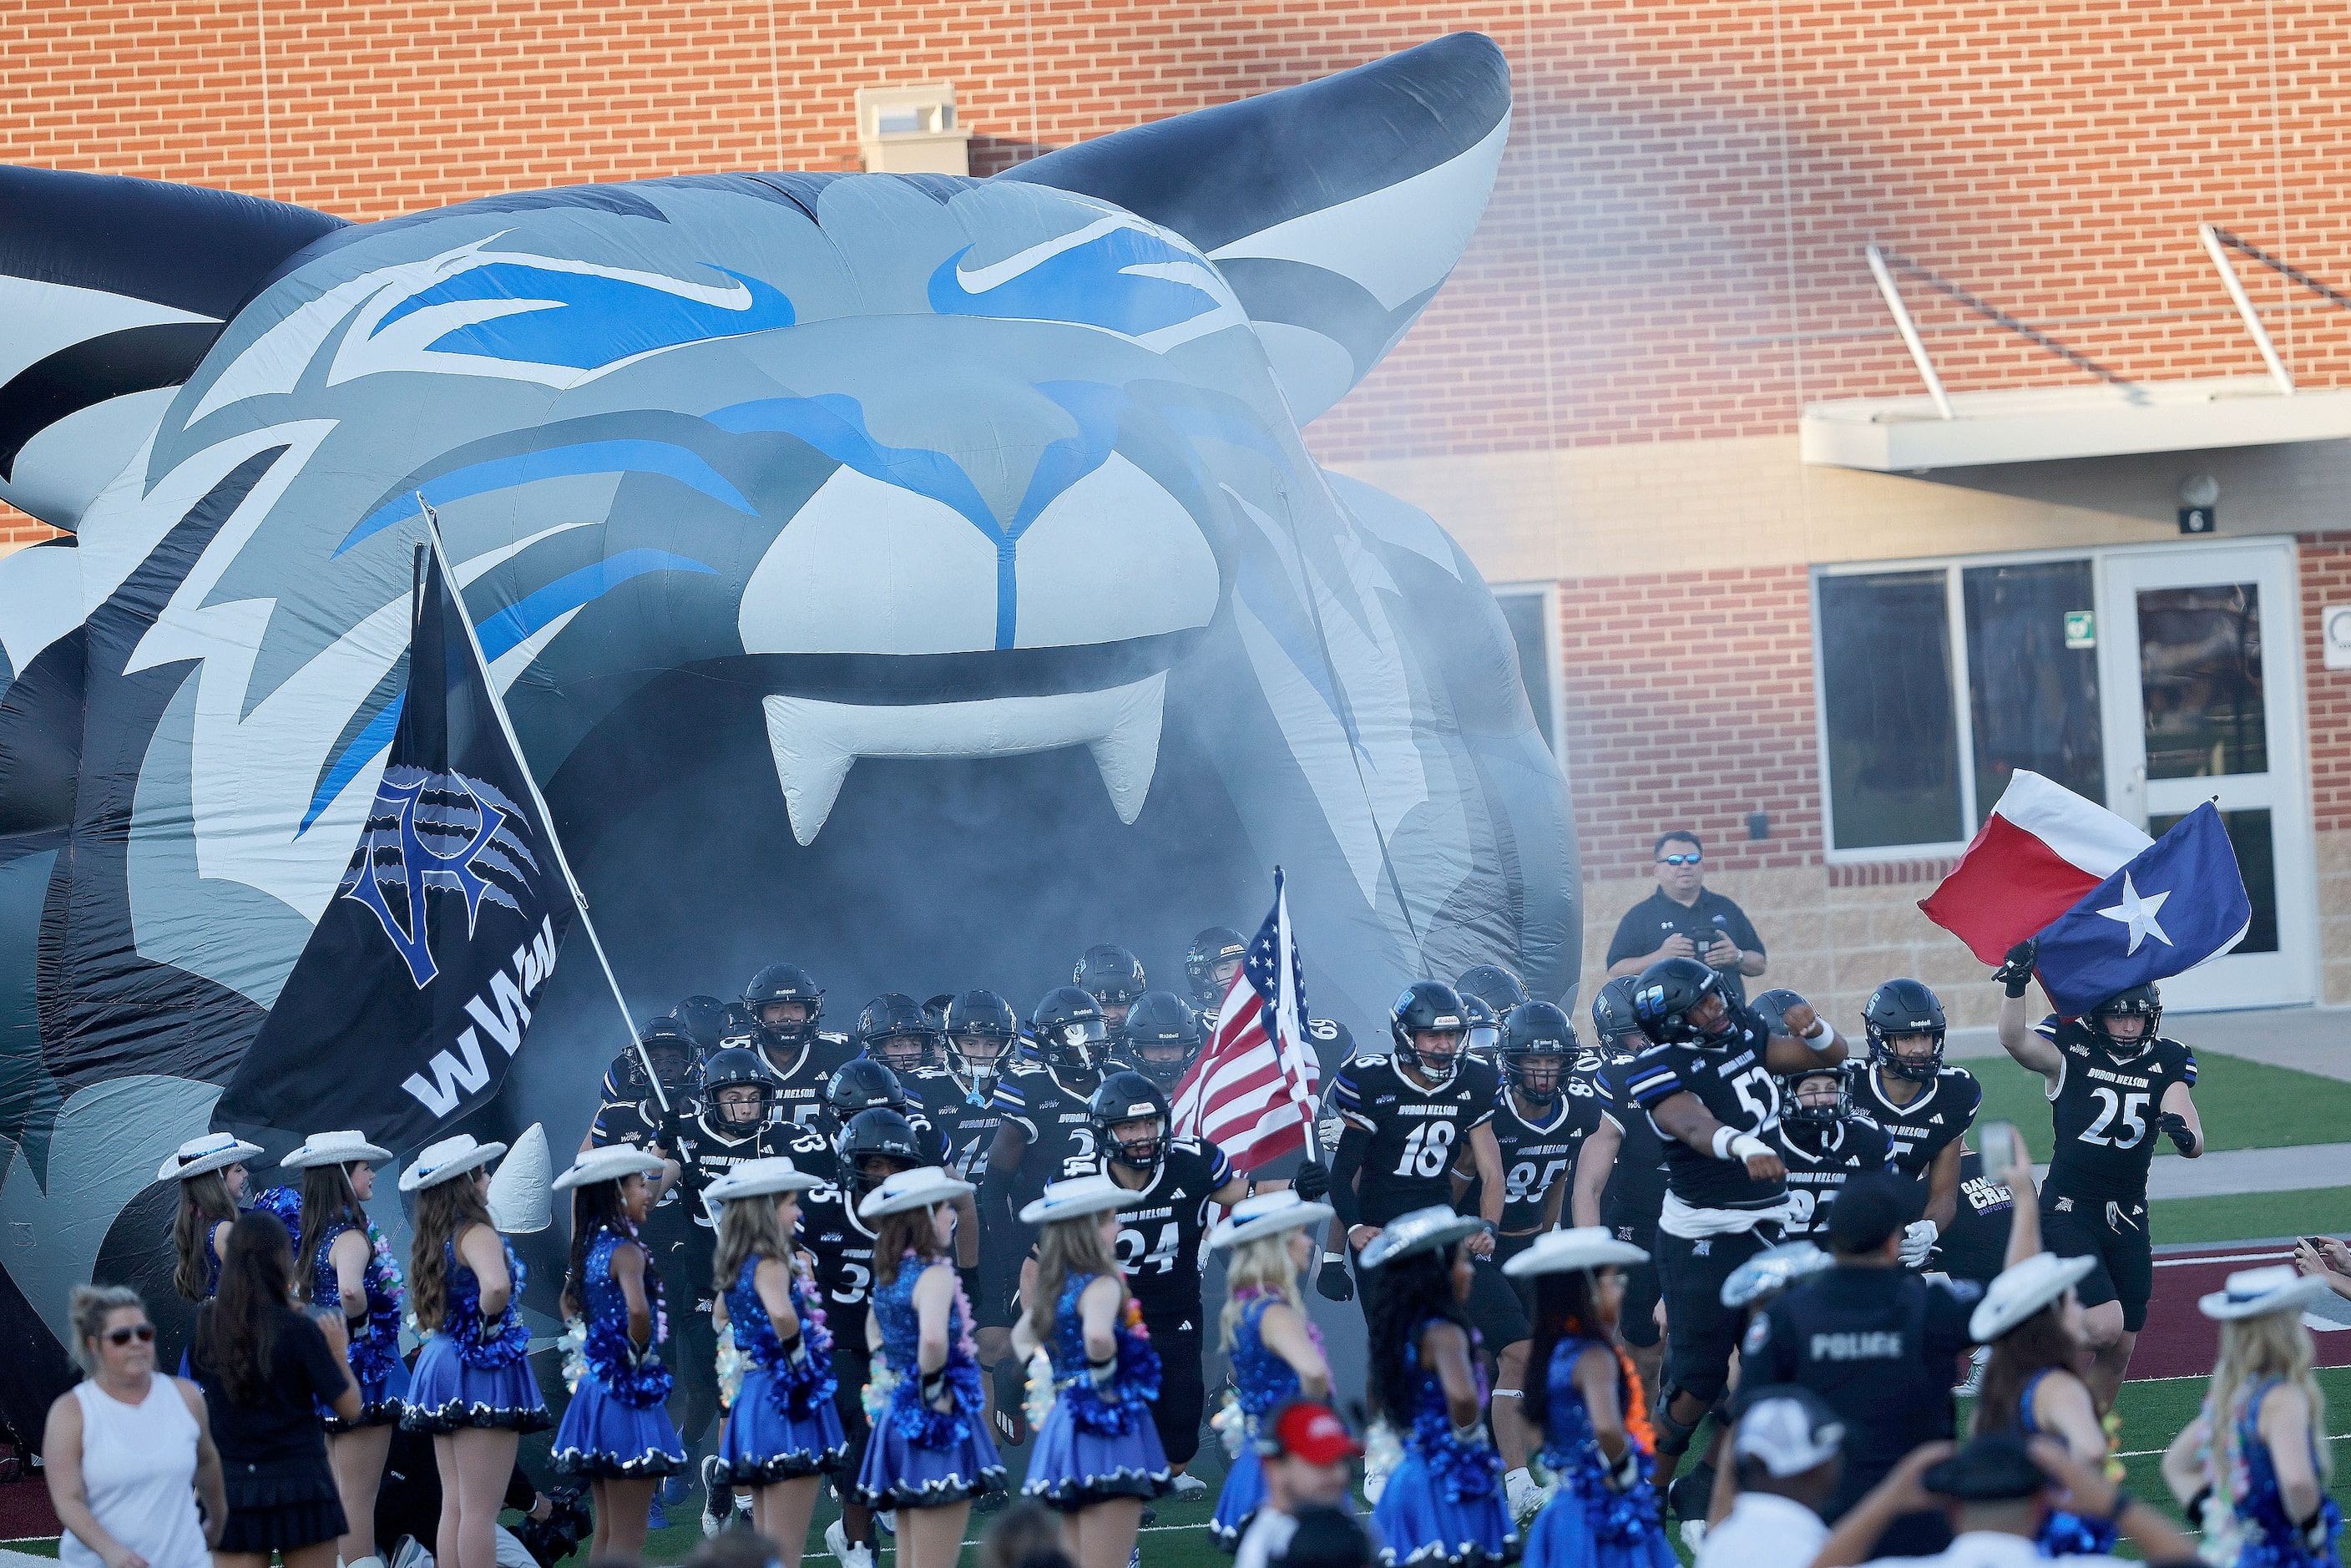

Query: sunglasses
[
  {"left": 1656, "top": 852, "right": 1702, "bottom": 866},
  {"left": 103, "top": 1324, "right": 156, "bottom": 1347}
]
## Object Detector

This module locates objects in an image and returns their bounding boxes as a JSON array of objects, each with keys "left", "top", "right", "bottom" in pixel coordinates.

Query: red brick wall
[
  {"left": 2301, "top": 531, "right": 2351, "bottom": 836},
  {"left": 1557, "top": 564, "right": 1822, "bottom": 883}
]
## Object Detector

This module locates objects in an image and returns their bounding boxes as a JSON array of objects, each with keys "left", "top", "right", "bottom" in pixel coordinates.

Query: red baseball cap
[{"left": 1264, "top": 1401, "right": 1362, "bottom": 1464}]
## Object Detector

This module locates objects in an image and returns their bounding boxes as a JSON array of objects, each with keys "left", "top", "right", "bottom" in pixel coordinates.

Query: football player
[
  {"left": 852, "top": 992, "right": 938, "bottom": 1079},
  {"left": 1843, "top": 979, "right": 1979, "bottom": 1267},
  {"left": 1455, "top": 962, "right": 1532, "bottom": 1018},
  {"left": 1120, "top": 989, "right": 1204, "bottom": 1093},
  {"left": 1620, "top": 957, "right": 1844, "bottom": 1492},
  {"left": 1763, "top": 1053, "right": 1893, "bottom": 1247},
  {"left": 1073, "top": 943, "right": 1149, "bottom": 1045},
  {"left": 1569, "top": 976, "right": 1671, "bottom": 1396},
  {"left": 1993, "top": 940, "right": 2202, "bottom": 1408},
  {"left": 907, "top": 989, "right": 1018, "bottom": 1430},
  {"left": 1183, "top": 926, "right": 1247, "bottom": 1016},
  {"left": 739, "top": 961, "right": 857, "bottom": 1131}
]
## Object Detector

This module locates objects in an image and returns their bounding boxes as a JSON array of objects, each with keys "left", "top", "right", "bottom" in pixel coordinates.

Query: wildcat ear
[
  {"left": 1004, "top": 32, "right": 1510, "bottom": 423},
  {"left": 0, "top": 167, "right": 344, "bottom": 529}
]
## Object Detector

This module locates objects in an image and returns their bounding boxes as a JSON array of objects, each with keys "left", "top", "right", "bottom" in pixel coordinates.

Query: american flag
[{"left": 1170, "top": 867, "right": 1324, "bottom": 1171}]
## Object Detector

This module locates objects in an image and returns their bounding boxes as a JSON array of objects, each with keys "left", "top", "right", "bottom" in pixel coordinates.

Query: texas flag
[{"left": 1920, "top": 771, "right": 2252, "bottom": 1014}]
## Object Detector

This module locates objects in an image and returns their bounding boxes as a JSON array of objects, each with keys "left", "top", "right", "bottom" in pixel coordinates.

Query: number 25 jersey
[
  {"left": 1328, "top": 1052, "right": 1501, "bottom": 1227},
  {"left": 2035, "top": 1017, "right": 2197, "bottom": 1201},
  {"left": 1625, "top": 1013, "right": 1787, "bottom": 1213}
]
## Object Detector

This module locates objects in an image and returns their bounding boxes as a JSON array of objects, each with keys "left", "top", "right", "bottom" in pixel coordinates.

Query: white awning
[{"left": 1801, "top": 375, "right": 2351, "bottom": 472}]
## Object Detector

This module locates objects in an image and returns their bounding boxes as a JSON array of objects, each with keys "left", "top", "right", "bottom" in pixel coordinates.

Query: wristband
[
  {"left": 1803, "top": 1019, "right": 1837, "bottom": 1051},
  {"left": 1729, "top": 1134, "right": 1772, "bottom": 1163},
  {"left": 1322, "top": 1252, "right": 1346, "bottom": 1263},
  {"left": 1087, "top": 1353, "right": 1117, "bottom": 1388},
  {"left": 1711, "top": 1125, "right": 1738, "bottom": 1161}
]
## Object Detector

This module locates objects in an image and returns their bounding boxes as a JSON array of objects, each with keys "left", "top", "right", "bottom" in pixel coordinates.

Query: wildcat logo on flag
[
  {"left": 1170, "top": 867, "right": 1323, "bottom": 1171},
  {"left": 217, "top": 540, "right": 579, "bottom": 1151}
]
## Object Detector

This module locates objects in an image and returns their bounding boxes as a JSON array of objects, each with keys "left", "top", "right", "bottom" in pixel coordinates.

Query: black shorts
[
  {"left": 1612, "top": 1220, "right": 1663, "bottom": 1349},
  {"left": 1352, "top": 1246, "right": 1529, "bottom": 1351},
  {"left": 2040, "top": 1189, "right": 2154, "bottom": 1333},
  {"left": 1145, "top": 1318, "right": 1204, "bottom": 1465},
  {"left": 1657, "top": 1223, "right": 1778, "bottom": 1405},
  {"left": 832, "top": 1343, "right": 872, "bottom": 1486},
  {"left": 1495, "top": 1232, "right": 1540, "bottom": 1318}
]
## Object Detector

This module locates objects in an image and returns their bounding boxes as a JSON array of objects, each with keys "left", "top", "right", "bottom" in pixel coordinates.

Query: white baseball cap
[{"left": 1734, "top": 1387, "right": 1846, "bottom": 1478}]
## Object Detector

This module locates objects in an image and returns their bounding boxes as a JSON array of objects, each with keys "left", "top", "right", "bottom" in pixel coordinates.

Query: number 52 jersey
[
  {"left": 1625, "top": 1019, "right": 1788, "bottom": 1214},
  {"left": 1327, "top": 1052, "right": 1502, "bottom": 1227}
]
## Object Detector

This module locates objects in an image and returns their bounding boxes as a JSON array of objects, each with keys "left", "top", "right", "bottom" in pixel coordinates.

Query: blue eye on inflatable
[{"left": 0, "top": 29, "right": 1576, "bottom": 1425}]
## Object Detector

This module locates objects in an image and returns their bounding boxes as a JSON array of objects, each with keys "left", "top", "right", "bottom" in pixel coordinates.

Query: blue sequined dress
[
  {"left": 1022, "top": 1272, "right": 1172, "bottom": 1510},
  {"left": 308, "top": 1219, "right": 411, "bottom": 1430},
  {"left": 554, "top": 1227, "right": 686, "bottom": 1477},
  {"left": 1211, "top": 1292, "right": 1322, "bottom": 1550},
  {"left": 403, "top": 1230, "right": 552, "bottom": 1433},
  {"left": 1521, "top": 1339, "right": 1669, "bottom": 1568},
  {"left": 2202, "top": 1377, "right": 2344, "bottom": 1568},
  {"left": 713, "top": 1254, "right": 849, "bottom": 1484},
  {"left": 1371, "top": 1318, "right": 1519, "bottom": 1567},
  {"left": 2015, "top": 1368, "right": 2117, "bottom": 1557},
  {"left": 855, "top": 1253, "right": 1004, "bottom": 1506}
]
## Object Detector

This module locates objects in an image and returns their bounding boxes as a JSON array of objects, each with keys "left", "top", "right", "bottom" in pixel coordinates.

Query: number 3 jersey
[
  {"left": 1625, "top": 1012, "right": 1789, "bottom": 1214},
  {"left": 1329, "top": 1052, "right": 1502, "bottom": 1227},
  {"left": 2035, "top": 1017, "right": 2197, "bottom": 1202},
  {"left": 1060, "top": 1138, "right": 1236, "bottom": 1328}
]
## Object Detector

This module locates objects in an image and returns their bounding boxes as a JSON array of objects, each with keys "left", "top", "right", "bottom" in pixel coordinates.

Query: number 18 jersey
[
  {"left": 1329, "top": 1052, "right": 1501, "bottom": 1227},
  {"left": 1625, "top": 1015, "right": 1787, "bottom": 1213},
  {"left": 2035, "top": 1017, "right": 2197, "bottom": 1202}
]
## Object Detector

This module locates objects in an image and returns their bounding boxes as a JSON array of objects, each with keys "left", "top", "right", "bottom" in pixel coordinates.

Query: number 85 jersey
[
  {"left": 1328, "top": 1052, "right": 1501, "bottom": 1227},
  {"left": 2036, "top": 1016, "right": 2197, "bottom": 1201}
]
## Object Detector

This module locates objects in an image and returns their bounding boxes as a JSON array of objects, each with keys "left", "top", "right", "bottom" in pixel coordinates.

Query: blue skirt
[
  {"left": 713, "top": 1368, "right": 850, "bottom": 1485},
  {"left": 1521, "top": 1491, "right": 1671, "bottom": 1568},
  {"left": 1373, "top": 1453, "right": 1519, "bottom": 1567},
  {"left": 402, "top": 1335, "right": 553, "bottom": 1434},
  {"left": 1022, "top": 1396, "right": 1172, "bottom": 1512},
  {"left": 552, "top": 1375, "right": 687, "bottom": 1479},
  {"left": 855, "top": 1396, "right": 1005, "bottom": 1509},
  {"left": 1211, "top": 1445, "right": 1266, "bottom": 1548},
  {"left": 326, "top": 1353, "right": 412, "bottom": 1433}
]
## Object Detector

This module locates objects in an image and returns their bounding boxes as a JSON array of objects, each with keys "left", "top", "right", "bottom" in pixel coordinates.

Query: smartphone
[{"left": 1979, "top": 1120, "right": 2023, "bottom": 1174}]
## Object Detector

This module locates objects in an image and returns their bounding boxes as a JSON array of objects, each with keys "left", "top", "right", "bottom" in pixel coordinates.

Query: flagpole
[{"left": 414, "top": 504, "right": 670, "bottom": 1115}]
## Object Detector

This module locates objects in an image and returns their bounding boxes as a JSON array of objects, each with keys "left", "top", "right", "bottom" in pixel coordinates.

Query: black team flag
[{"left": 220, "top": 529, "right": 605, "bottom": 1151}]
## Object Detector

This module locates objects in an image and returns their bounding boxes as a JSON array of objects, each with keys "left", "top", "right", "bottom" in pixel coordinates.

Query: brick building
[{"left": 8, "top": 0, "right": 2349, "bottom": 1023}]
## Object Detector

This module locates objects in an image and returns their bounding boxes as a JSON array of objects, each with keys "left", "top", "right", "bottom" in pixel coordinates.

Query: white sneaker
[
  {"left": 1681, "top": 1520, "right": 1708, "bottom": 1554},
  {"left": 1954, "top": 1343, "right": 1991, "bottom": 1396},
  {"left": 824, "top": 1520, "right": 876, "bottom": 1568},
  {"left": 1504, "top": 1467, "right": 1551, "bottom": 1526},
  {"left": 700, "top": 1455, "right": 730, "bottom": 1537},
  {"left": 875, "top": 1509, "right": 896, "bottom": 1537},
  {"left": 1170, "top": 1473, "right": 1208, "bottom": 1500}
]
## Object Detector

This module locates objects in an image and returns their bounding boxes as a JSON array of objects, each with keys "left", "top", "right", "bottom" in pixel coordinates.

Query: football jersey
[
  {"left": 796, "top": 1174, "right": 880, "bottom": 1349},
  {"left": 1491, "top": 1085, "right": 1602, "bottom": 1233},
  {"left": 666, "top": 1113, "right": 825, "bottom": 1232},
  {"left": 1624, "top": 1011, "right": 1787, "bottom": 1212},
  {"left": 993, "top": 1059, "right": 1117, "bottom": 1215},
  {"left": 1328, "top": 1053, "right": 1503, "bottom": 1228},
  {"left": 812, "top": 1093, "right": 954, "bottom": 1172},
  {"left": 1591, "top": 1057, "right": 1668, "bottom": 1234},
  {"left": 753, "top": 1031, "right": 860, "bottom": 1133},
  {"left": 1932, "top": 1151, "right": 2017, "bottom": 1284},
  {"left": 2034, "top": 1019, "right": 2197, "bottom": 1201},
  {"left": 906, "top": 1065, "right": 1003, "bottom": 1181},
  {"left": 1767, "top": 1115, "right": 1894, "bottom": 1243},
  {"left": 1059, "top": 1138, "right": 1236, "bottom": 1328},
  {"left": 1848, "top": 1062, "right": 1981, "bottom": 1191}
]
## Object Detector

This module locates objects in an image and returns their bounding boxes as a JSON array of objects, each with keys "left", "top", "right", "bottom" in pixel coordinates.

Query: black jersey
[
  {"left": 1059, "top": 1138, "right": 1237, "bottom": 1329},
  {"left": 2034, "top": 1018, "right": 2197, "bottom": 1201},
  {"left": 1491, "top": 1085, "right": 1600, "bottom": 1234},
  {"left": 993, "top": 1059, "right": 1118, "bottom": 1213},
  {"left": 666, "top": 1112, "right": 823, "bottom": 1232},
  {"left": 1329, "top": 1052, "right": 1503, "bottom": 1227},
  {"left": 1625, "top": 1013, "right": 1787, "bottom": 1213},
  {"left": 1591, "top": 1057, "right": 1668, "bottom": 1233},
  {"left": 1931, "top": 1151, "right": 2016, "bottom": 1284},
  {"left": 753, "top": 1031, "right": 860, "bottom": 1134},
  {"left": 796, "top": 1175, "right": 880, "bottom": 1349},
  {"left": 1767, "top": 1115, "right": 1894, "bottom": 1244},
  {"left": 1848, "top": 1063, "right": 1981, "bottom": 1190},
  {"left": 906, "top": 1065, "right": 1002, "bottom": 1182}
]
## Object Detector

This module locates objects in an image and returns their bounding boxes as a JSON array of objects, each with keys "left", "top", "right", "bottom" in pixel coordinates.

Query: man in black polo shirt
[{"left": 1605, "top": 830, "right": 1766, "bottom": 1006}]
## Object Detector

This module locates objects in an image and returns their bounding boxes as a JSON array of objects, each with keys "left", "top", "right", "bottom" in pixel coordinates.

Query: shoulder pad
[
  {"left": 1170, "top": 1136, "right": 1204, "bottom": 1157},
  {"left": 1006, "top": 1059, "right": 1049, "bottom": 1078},
  {"left": 907, "top": 1065, "right": 951, "bottom": 1084},
  {"left": 819, "top": 1030, "right": 852, "bottom": 1046},
  {"left": 1849, "top": 1110, "right": 1883, "bottom": 1130},
  {"left": 2031, "top": 1016, "right": 2060, "bottom": 1038},
  {"left": 1939, "top": 1064, "right": 1979, "bottom": 1082}
]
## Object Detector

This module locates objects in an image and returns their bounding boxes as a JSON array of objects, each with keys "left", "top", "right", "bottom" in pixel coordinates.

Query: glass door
[{"left": 2097, "top": 541, "right": 2314, "bottom": 1010}]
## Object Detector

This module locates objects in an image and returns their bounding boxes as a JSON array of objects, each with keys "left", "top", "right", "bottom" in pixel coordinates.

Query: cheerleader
[
  {"left": 159, "top": 1133, "right": 262, "bottom": 1307},
  {"left": 856, "top": 1166, "right": 1005, "bottom": 1568},
  {"left": 705, "top": 1158, "right": 844, "bottom": 1568},
  {"left": 281, "top": 1130, "right": 407, "bottom": 1568},
  {"left": 2163, "top": 1265, "right": 2343, "bottom": 1567},
  {"left": 1012, "top": 1175, "right": 1172, "bottom": 1568},
  {"left": 1208, "top": 1190, "right": 1337, "bottom": 1551},
  {"left": 400, "top": 1135, "right": 550, "bottom": 1568},
  {"left": 1499, "top": 1228, "right": 1671, "bottom": 1568},
  {"left": 549, "top": 1145, "right": 685, "bottom": 1559},
  {"left": 1360, "top": 1206, "right": 1517, "bottom": 1568}
]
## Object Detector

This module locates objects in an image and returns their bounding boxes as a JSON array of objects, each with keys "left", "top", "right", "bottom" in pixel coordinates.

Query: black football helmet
[
  {"left": 611, "top": 1014, "right": 698, "bottom": 1101},
  {"left": 1391, "top": 981, "right": 1469, "bottom": 1087},
  {"left": 699, "top": 1045, "right": 783, "bottom": 1129},
  {"left": 674, "top": 994, "right": 731, "bottom": 1054},
  {"left": 1461, "top": 994, "right": 1501, "bottom": 1063},
  {"left": 1456, "top": 964, "right": 1531, "bottom": 1016},
  {"left": 826, "top": 1057, "right": 909, "bottom": 1125},
  {"left": 1499, "top": 1002, "right": 1575, "bottom": 1099},
  {"left": 943, "top": 989, "right": 1018, "bottom": 1092},
  {"left": 1778, "top": 1062, "right": 1850, "bottom": 1127},
  {"left": 857, "top": 993, "right": 937, "bottom": 1075},
  {"left": 1631, "top": 957, "right": 1732, "bottom": 1046},
  {"left": 1184, "top": 927, "right": 1247, "bottom": 1009},
  {"left": 1033, "top": 986, "right": 1112, "bottom": 1074},
  {"left": 1747, "top": 988, "right": 1809, "bottom": 1041},
  {"left": 2087, "top": 982, "right": 2161, "bottom": 1060},
  {"left": 1090, "top": 1070, "right": 1171, "bottom": 1171},
  {"left": 743, "top": 962, "right": 824, "bottom": 1051},
  {"left": 837, "top": 1106, "right": 923, "bottom": 1196},
  {"left": 1590, "top": 976, "right": 1646, "bottom": 1060},
  {"left": 1864, "top": 979, "right": 1948, "bottom": 1080},
  {"left": 1121, "top": 991, "right": 1203, "bottom": 1090},
  {"left": 922, "top": 994, "right": 955, "bottom": 1035},
  {"left": 1074, "top": 945, "right": 1148, "bottom": 1018}
]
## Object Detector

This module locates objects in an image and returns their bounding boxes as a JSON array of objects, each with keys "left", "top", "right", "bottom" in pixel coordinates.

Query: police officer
[{"left": 1734, "top": 1173, "right": 1979, "bottom": 1556}]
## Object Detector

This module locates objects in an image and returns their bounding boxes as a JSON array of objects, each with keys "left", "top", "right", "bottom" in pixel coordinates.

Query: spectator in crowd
[
  {"left": 1605, "top": 832, "right": 1764, "bottom": 1005},
  {"left": 1815, "top": 1432, "right": 2197, "bottom": 1567},
  {"left": 1693, "top": 1387, "right": 1842, "bottom": 1568},
  {"left": 190, "top": 1212, "right": 363, "bottom": 1568},
  {"left": 46, "top": 1284, "right": 225, "bottom": 1568},
  {"left": 1276, "top": 1506, "right": 1379, "bottom": 1568},
  {"left": 1234, "top": 1402, "right": 1366, "bottom": 1568},
  {"left": 2293, "top": 1234, "right": 2351, "bottom": 1302}
]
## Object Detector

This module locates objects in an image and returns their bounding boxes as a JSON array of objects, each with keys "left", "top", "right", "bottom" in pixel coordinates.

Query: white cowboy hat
[
  {"left": 2200, "top": 1264, "right": 2335, "bottom": 1322},
  {"left": 1720, "top": 1241, "right": 1834, "bottom": 1309},
  {"left": 1502, "top": 1225, "right": 1651, "bottom": 1279},
  {"left": 702, "top": 1157, "right": 826, "bottom": 1222},
  {"left": 1359, "top": 1206, "right": 1486, "bottom": 1270},
  {"left": 488, "top": 1123, "right": 553, "bottom": 1234},
  {"left": 1970, "top": 1252, "right": 2098, "bottom": 1343},
  {"left": 1210, "top": 1191, "right": 1337, "bottom": 1250},
  {"left": 156, "top": 1132, "right": 264, "bottom": 1183},
  {"left": 278, "top": 1130, "right": 393, "bottom": 1171},
  {"left": 551, "top": 1143, "right": 665, "bottom": 1192},
  {"left": 860, "top": 1165, "right": 976, "bottom": 1219},
  {"left": 398, "top": 1133, "right": 507, "bottom": 1193},
  {"left": 1019, "top": 1174, "right": 1128, "bottom": 1226}
]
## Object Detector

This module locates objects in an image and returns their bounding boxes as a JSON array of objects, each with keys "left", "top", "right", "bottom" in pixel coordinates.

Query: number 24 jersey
[
  {"left": 2035, "top": 1017, "right": 2197, "bottom": 1201},
  {"left": 1328, "top": 1052, "right": 1501, "bottom": 1227}
]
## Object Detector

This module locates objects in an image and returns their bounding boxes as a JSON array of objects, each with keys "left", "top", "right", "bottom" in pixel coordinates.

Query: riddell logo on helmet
[
  {"left": 1125, "top": 1102, "right": 1154, "bottom": 1116},
  {"left": 1433, "top": 1015, "right": 1460, "bottom": 1028}
]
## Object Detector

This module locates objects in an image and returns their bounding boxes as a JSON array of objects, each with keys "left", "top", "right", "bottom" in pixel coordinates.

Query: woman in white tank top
[{"left": 44, "top": 1285, "right": 225, "bottom": 1568}]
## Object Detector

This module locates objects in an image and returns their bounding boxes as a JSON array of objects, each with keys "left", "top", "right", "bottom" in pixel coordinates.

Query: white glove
[{"left": 1899, "top": 1220, "right": 1939, "bottom": 1267}]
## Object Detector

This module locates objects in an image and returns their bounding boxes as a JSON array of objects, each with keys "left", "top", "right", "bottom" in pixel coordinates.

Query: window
[
  {"left": 1494, "top": 587, "right": 1558, "bottom": 756},
  {"left": 1964, "top": 560, "right": 2103, "bottom": 812},
  {"left": 1818, "top": 572, "right": 1963, "bottom": 849}
]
